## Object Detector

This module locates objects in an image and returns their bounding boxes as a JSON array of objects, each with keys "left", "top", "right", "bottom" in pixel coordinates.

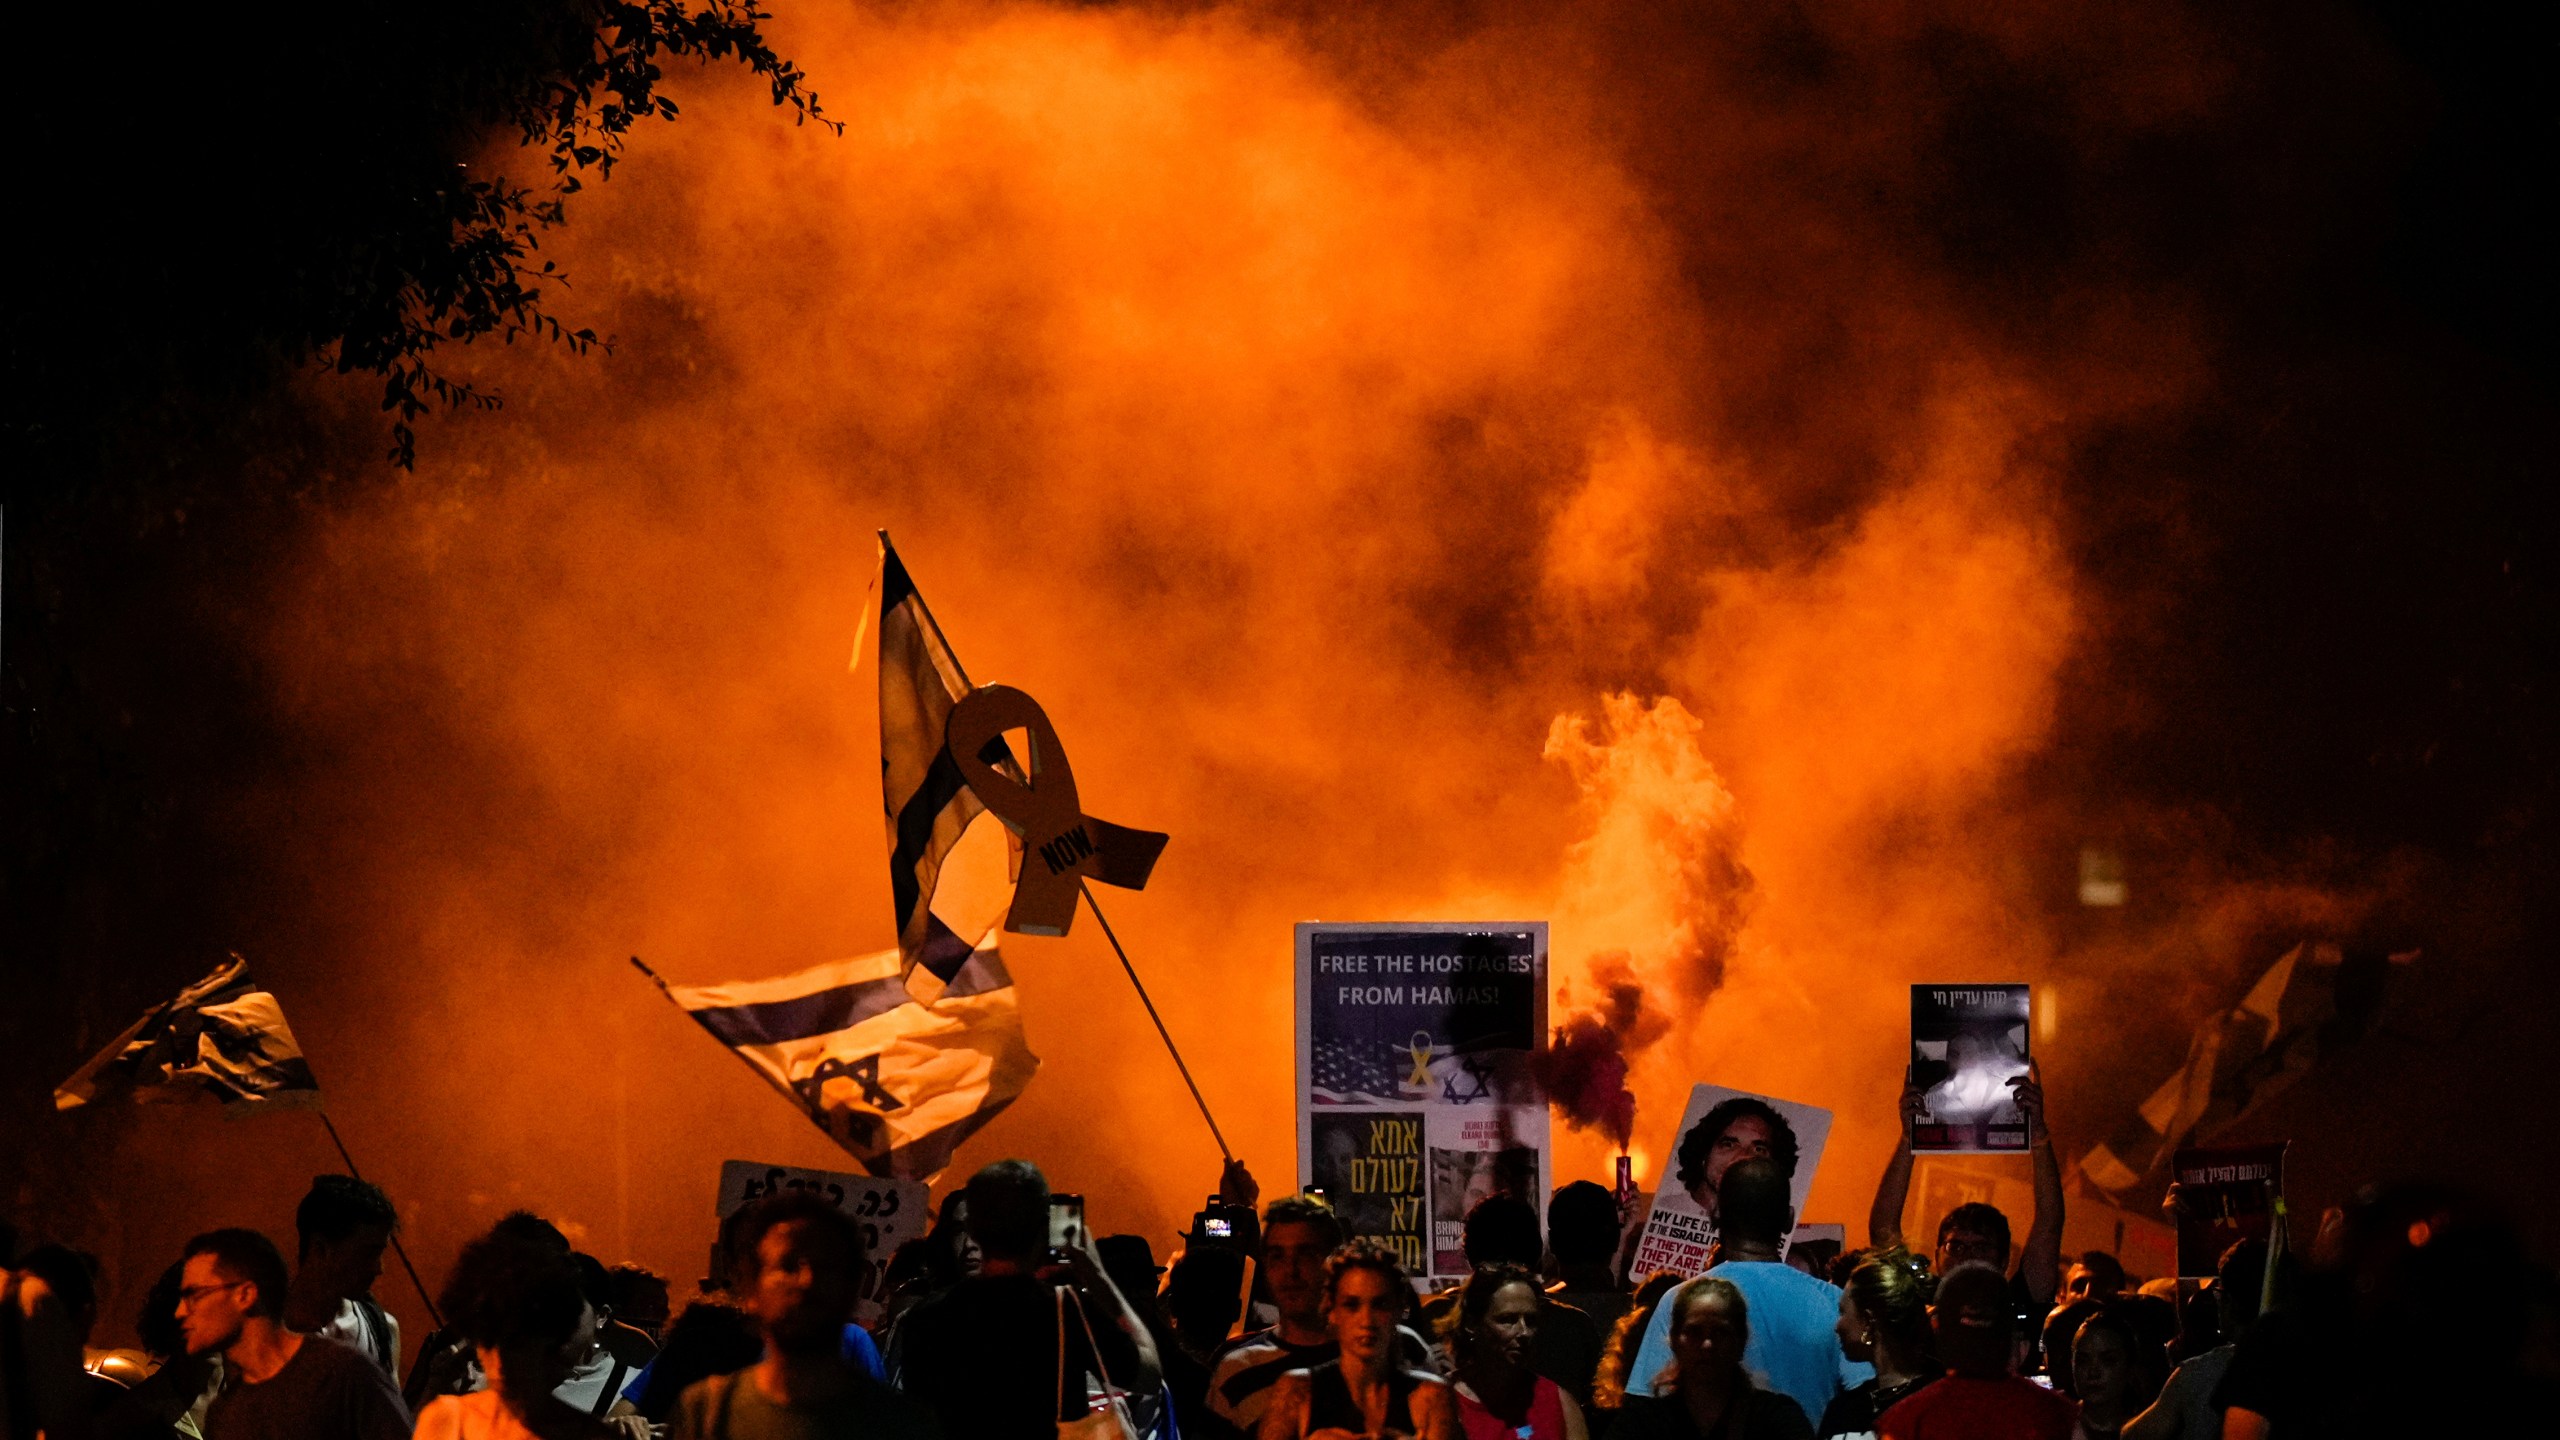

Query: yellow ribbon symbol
[
  {"left": 1406, "top": 1031, "right": 1437, "bottom": 1088},
  {"left": 944, "top": 684, "right": 1169, "bottom": 938}
]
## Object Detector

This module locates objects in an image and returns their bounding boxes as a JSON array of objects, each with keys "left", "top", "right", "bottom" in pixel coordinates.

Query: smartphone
[
  {"left": 1048, "top": 1193, "right": 1087, "bottom": 1251},
  {"left": 1190, "top": 1198, "right": 1259, "bottom": 1253}
]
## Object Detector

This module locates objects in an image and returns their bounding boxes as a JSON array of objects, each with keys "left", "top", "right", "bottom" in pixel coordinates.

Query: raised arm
[
  {"left": 1868, "top": 1070, "right": 1923, "bottom": 1249},
  {"left": 1067, "top": 1243, "right": 1163, "bottom": 1391},
  {"left": 2012, "top": 1060, "right": 2064, "bottom": 1306}
]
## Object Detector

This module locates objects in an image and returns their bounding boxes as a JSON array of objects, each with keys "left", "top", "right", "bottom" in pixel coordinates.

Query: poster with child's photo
[{"left": 1910, "top": 984, "right": 2032, "bottom": 1153}]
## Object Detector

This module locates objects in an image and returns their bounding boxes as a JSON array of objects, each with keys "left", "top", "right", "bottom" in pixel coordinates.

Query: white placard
[
  {"left": 1629, "top": 1084, "right": 1834, "bottom": 1277},
  {"left": 716, "top": 1159, "right": 929, "bottom": 1322}
]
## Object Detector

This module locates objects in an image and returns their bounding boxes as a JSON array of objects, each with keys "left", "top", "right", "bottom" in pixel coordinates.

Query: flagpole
[
  {"left": 316, "top": 1110, "right": 446, "bottom": 1331},
  {"left": 1080, "top": 881, "right": 1233, "bottom": 1163}
]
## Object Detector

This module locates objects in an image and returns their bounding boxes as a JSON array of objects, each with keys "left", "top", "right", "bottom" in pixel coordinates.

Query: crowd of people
[{"left": 3, "top": 1077, "right": 2549, "bottom": 1439}]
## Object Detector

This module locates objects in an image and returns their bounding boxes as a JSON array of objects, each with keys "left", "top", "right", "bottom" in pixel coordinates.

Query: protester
[
  {"left": 1160, "top": 1244, "right": 1248, "bottom": 1436},
  {"left": 176, "top": 1227, "right": 409, "bottom": 1440},
  {"left": 2063, "top": 1253, "right": 2126, "bottom": 1304},
  {"left": 284, "top": 1175, "right": 403, "bottom": 1380},
  {"left": 1205, "top": 1193, "right": 1432, "bottom": 1438},
  {"left": 2214, "top": 1181, "right": 2536, "bottom": 1437},
  {"left": 1098, "top": 1235, "right": 1181, "bottom": 1440},
  {"left": 899, "top": 1159, "right": 1159, "bottom": 1439},
  {"left": 572, "top": 1253, "right": 657, "bottom": 1370},
  {"left": 1611, "top": 1277, "right": 1813, "bottom": 1440},
  {"left": 1866, "top": 1064, "right": 2063, "bottom": 1350},
  {"left": 13, "top": 1245, "right": 121, "bottom": 1401},
  {"left": 1, "top": 1246, "right": 92, "bottom": 1440},
  {"left": 1675, "top": 1098, "right": 1800, "bottom": 1222},
  {"left": 1444, "top": 1264, "right": 1590, "bottom": 1440},
  {"left": 2122, "top": 1239, "right": 2266, "bottom": 1440},
  {"left": 407, "top": 1210, "right": 574, "bottom": 1411},
  {"left": 1548, "top": 1182, "right": 1634, "bottom": 1337},
  {"left": 130, "top": 1259, "right": 226, "bottom": 1439},
  {"left": 669, "top": 1190, "right": 937, "bottom": 1439},
  {"left": 1622, "top": 1161, "right": 1871, "bottom": 1426},
  {"left": 626, "top": 1204, "right": 881, "bottom": 1423},
  {"left": 413, "top": 1228, "right": 624, "bottom": 1440},
  {"left": 545, "top": 1259, "right": 641, "bottom": 1423},
  {"left": 1592, "top": 1273, "right": 1684, "bottom": 1421},
  {"left": 876, "top": 1194, "right": 973, "bottom": 1384},
  {"left": 1428, "top": 1195, "right": 1602, "bottom": 1404},
  {"left": 2036, "top": 1299, "right": 2100, "bottom": 1394},
  {"left": 2063, "top": 1304, "right": 2162, "bottom": 1440},
  {"left": 1874, "top": 1263, "right": 2075, "bottom": 1440},
  {"left": 1817, "top": 1246, "right": 1937, "bottom": 1438},
  {"left": 601, "top": 1266, "right": 671, "bottom": 1348},
  {"left": 1255, "top": 1241, "right": 1458, "bottom": 1440}
]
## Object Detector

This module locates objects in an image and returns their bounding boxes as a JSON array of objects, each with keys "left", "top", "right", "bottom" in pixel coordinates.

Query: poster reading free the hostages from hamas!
[
  {"left": 1297, "top": 922, "right": 1548, "bottom": 1285},
  {"left": 1910, "top": 984, "right": 2033, "bottom": 1154},
  {"left": 1630, "top": 1084, "right": 1834, "bottom": 1277}
]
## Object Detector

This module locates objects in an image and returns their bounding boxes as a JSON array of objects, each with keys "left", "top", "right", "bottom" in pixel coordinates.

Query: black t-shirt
[
  {"left": 1614, "top": 1389, "right": 1815, "bottom": 1440},
  {"left": 204, "top": 1334, "right": 410, "bottom": 1440},
  {"left": 899, "top": 1273, "right": 1134, "bottom": 1440},
  {"left": 1815, "top": 1372, "right": 1937, "bottom": 1438}
]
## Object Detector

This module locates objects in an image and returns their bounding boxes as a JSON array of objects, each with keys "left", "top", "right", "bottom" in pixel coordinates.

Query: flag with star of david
[{"left": 642, "top": 930, "right": 1038, "bottom": 1179}]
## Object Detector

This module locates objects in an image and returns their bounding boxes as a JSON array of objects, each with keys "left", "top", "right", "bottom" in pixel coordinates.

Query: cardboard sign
[
  {"left": 2172, "top": 1143, "right": 2286, "bottom": 1277},
  {"left": 716, "top": 1160, "right": 930, "bottom": 1322},
  {"left": 1910, "top": 985, "right": 2032, "bottom": 1153},
  {"left": 1297, "top": 922, "right": 1549, "bottom": 1286},
  {"left": 1630, "top": 1084, "right": 1833, "bottom": 1277}
]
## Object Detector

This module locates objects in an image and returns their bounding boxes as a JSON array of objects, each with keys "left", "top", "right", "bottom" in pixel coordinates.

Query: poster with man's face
[
  {"left": 1630, "top": 1084, "right": 1833, "bottom": 1277},
  {"left": 1910, "top": 985, "right": 2032, "bottom": 1153}
]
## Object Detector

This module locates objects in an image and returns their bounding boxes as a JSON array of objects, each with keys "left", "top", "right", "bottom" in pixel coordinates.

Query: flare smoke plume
[{"left": 130, "top": 0, "right": 2454, "bottom": 1305}]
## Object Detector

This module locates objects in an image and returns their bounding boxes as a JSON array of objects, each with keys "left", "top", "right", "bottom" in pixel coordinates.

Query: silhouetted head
[
  {"left": 1463, "top": 1194, "right": 1541, "bottom": 1269},
  {"left": 963, "top": 1158, "right": 1050, "bottom": 1266},
  {"left": 1548, "top": 1181, "right": 1619, "bottom": 1268},
  {"left": 1714, "top": 1159, "right": 1793, "bottom": 1247},
  {"left": 1931, "top": 1262, "right": 2016, "bottom": 1379}
]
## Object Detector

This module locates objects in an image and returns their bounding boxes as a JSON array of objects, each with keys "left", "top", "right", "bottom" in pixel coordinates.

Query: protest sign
[
  {"left": 1910, "top": 984, "right": 2033, "bottom": 1153},
  {"left": 2172, "top": 1143, "right": 2287, "bottom": 1277},
  {"left": 716, "top": 1159, "right": 929, "bottom": 1321},
  {"left": 1630, "top": 1084, "right": 1833, "bottom": 1276},
  {"left": 1785, "top": 1222, "right": 1848, "bottom": 1277},
  {"left": 1297, "top": 922, "right": 1547, "bottom": 1285}
]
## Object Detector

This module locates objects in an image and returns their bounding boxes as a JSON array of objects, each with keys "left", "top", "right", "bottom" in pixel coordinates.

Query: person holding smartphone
[{"left": 899, "top": 1160, "right": 1161, "bottom": 1439}]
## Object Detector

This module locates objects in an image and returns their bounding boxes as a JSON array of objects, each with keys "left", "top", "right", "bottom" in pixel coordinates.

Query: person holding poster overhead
[{"left": 1868, "top": 987, "right": 2064, "bottom": 1333}]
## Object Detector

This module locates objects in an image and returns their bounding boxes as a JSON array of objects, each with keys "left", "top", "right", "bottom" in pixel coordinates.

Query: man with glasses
[{"left": 177, "top": 1227, "right": 409, "bottom": 1440}]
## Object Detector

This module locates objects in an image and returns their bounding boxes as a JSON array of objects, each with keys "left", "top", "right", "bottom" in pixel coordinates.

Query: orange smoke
[{"left": 246, "top": 0, "right": 2242, "bottom": 1308}]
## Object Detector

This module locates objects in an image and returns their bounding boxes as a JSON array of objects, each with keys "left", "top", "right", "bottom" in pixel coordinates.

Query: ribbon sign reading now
[{"left": 945, "top": 684, "right": 1168, "bottom": 937}]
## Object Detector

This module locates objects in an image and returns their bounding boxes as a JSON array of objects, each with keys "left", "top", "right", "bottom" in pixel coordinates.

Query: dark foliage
[{"left": 4, "top": 0, "right": 836, "bottom": 483}]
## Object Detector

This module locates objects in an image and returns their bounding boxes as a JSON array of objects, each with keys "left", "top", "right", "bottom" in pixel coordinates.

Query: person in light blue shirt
[{"left": 1623, "top": 1160, "right": 1870, "bottom": 1424}]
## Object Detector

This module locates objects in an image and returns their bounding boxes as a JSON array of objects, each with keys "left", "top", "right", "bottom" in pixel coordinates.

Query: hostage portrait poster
[
  {"left": 1297, "top": 922, "right": 1547, "bottom": 1285},
  {"left": 1630, "top": 1083, "right": 1834, "bottom": 1276},
  {"left": 1910, "top": 984, "right": 2033, "bottom": 1154}
]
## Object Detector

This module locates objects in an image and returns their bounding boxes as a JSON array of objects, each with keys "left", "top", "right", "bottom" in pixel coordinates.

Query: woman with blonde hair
[{"left": 1819, "top": 1247, "right": 1937, "bottom": 1436}]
